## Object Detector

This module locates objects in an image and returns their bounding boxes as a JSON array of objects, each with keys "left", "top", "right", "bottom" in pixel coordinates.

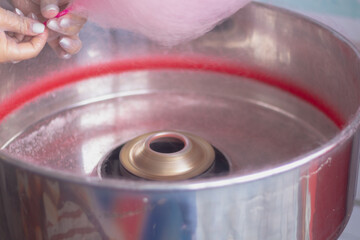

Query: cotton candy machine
[{"left": 0, "top": 3, "right": 359, "bottom": 240}]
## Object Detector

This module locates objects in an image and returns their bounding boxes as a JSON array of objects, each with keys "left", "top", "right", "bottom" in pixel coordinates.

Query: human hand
[
  {"left": 46, "top": 10, "right": 86, "bottom": 59},
  {"left": 11, "top": 0, "right": 86, "bottom": 59},
  {"left": 0, "top": 7, "right": 48, "bottom": 63}
]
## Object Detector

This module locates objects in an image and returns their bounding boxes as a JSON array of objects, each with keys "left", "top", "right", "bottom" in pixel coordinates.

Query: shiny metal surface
[
  {"left": 0, "top": 70, "right": 339, "bottom": 177},
  {"left": 119, "top": 131, "right": 215, "bottom": 181},
  {"left": 0, "top": 3, "right": 359, "bottom": 240}
]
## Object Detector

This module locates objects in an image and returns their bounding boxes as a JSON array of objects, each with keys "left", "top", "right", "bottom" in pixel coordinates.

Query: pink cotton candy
[{"left": 70, "top": 0, "right": 251, "bottom": 46}]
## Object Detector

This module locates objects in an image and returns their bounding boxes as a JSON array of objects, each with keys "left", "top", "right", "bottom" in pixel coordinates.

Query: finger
[
  {"left": 18, "top": 13, "right": 40, "bottom": 43},
  {"left": 48, "top": 36, "right": 71, "bottom": 59},
  {"left": 6, "top": 30, "right": 48, "bottom": 62},
  {"left": 30, "top": 0, "right": 69, "bottom": 5},
  {"left": 59, "top": 35, "right": 82, "bottom": 55},
  {"left": 14, "top": 8, "right": 25, "bottom": 43},
  {"left": 47, "top": 14, "right": 86, "bottom": 36},
  {"left": 11, "top": 0, "right": 43, "bottom": 18},
  {"left": 0, "top": 8, "right": 45, "bottom": 35},
  {"left": 47, "top": 29, "right": 60, "bottom": 42},
  {"left": 40, "top": 0, "right": 59, "bottom": 19}
]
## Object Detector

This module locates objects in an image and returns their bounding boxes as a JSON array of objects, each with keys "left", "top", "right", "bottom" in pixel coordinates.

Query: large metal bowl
[{"left": 0, "top": 3, "right": 359, "bottom": 240}]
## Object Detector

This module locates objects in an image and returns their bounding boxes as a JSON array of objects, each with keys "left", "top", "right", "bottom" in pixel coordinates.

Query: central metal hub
[{"left": 119, "top": 131, "right": 215, "bottom": 181}]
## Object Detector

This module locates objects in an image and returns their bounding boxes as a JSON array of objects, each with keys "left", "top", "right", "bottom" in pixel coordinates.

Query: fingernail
[
  {"left": 15, "top": 8, "right": 24, "bottom": 16},
  {"left": 30, "top": 13, "right": 38, "bottom": 20},
  {"left": 32, "top": 23, "right": 45, "bottom": 34},
  {"left": 59, "top": 18, "right": 71, "bottom": 28},
  {"left": 59, "top": 37, "right": 72, "bottom": 51},
  {"left": 61, "top": 53, "right": 71, "bottom": 59},
  {"left": 12, "top": 60, "right": 20, "bottom": 64},
  {"left": 42, "top": 4, "right": 59, "bottom": 18},
  {"left": 42, "top": 4, "right": 59, "bottom": 13},
  {"left": 47, "top": 19, "right": 59, "bottom": 31}
]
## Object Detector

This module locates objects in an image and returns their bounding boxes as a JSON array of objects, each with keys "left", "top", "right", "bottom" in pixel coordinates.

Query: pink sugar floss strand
[{"left": 44, "top": 8, "right": 71, "bottom": 26}]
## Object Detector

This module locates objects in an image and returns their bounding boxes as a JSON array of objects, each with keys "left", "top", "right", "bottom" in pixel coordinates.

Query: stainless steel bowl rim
[{"left": 0, "top": 3, "right": 359, "bottom": 192}]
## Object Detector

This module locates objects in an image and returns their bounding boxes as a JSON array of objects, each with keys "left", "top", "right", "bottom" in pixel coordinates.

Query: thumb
[{"left": 0, "top": 8, "right": 45, "bottom": 36}]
